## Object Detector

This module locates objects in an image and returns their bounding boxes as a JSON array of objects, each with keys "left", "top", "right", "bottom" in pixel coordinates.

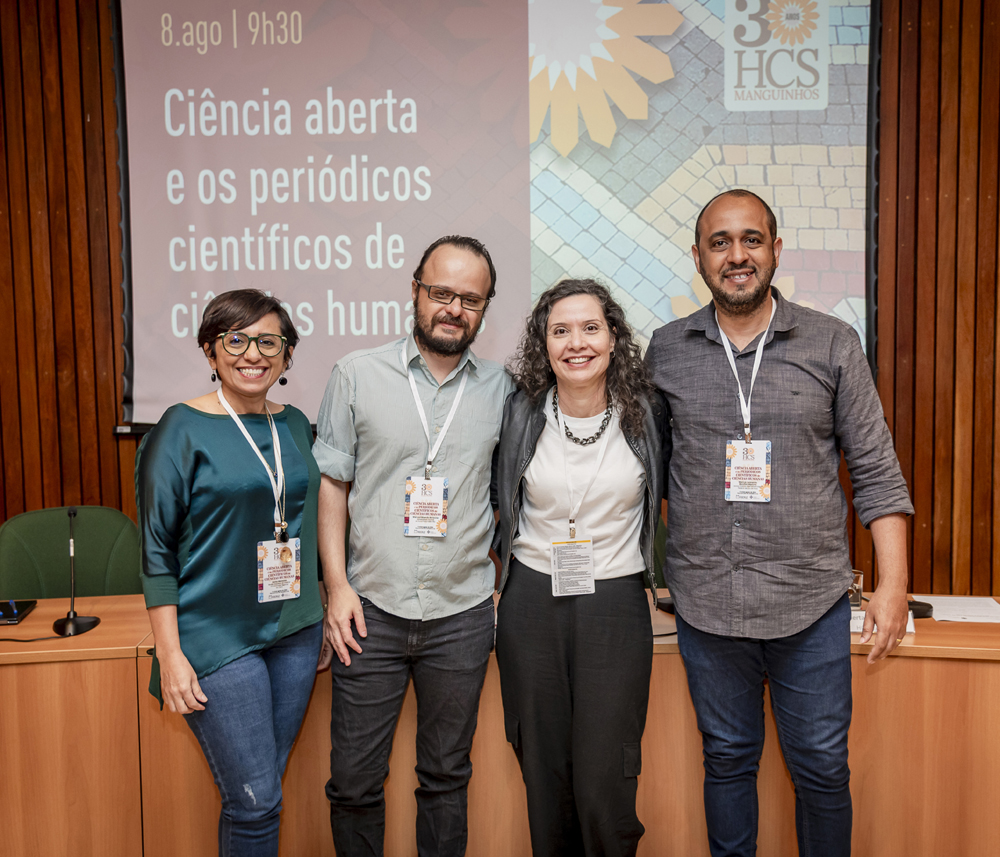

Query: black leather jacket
[{"left": 492, "top": 388, "right": 667, "bottom": 601}]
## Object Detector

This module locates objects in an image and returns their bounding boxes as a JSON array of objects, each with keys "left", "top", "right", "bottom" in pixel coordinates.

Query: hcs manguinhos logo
[{"left": 725, "top": 0, "right": 829, "bottom": 112}]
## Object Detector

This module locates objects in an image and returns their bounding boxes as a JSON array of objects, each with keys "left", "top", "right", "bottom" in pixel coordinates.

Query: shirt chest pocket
[
  {"left": 456, "top": 414, "right": 501, "bottom": 475},
  {"left": 758, "top": 372, "right": 835, "bottom": 439}
]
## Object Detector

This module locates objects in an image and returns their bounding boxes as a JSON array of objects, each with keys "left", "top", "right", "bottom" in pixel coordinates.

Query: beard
[
  {"left": 412, "top": 293, "right": 480, "bottom": 356},
  {"left": 703, "top": 258, "right": 777, "bottom": 317}
]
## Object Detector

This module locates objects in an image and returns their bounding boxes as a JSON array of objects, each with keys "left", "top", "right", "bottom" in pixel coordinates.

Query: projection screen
[{"left": 117, "top": 0, "right": 873, "bottom": 425}]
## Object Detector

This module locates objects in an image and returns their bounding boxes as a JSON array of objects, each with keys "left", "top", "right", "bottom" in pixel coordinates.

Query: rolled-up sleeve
[
  {"left": 833, "top": 329, "right": 914, "bottom": 527},
  {"left": 313, "top": 362, "right": 357, "bottom": 482}
]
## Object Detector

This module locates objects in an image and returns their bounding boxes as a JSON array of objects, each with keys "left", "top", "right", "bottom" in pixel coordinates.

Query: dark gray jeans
[{"left": 326, "top": 595, "right": 495, "bottom": 857}]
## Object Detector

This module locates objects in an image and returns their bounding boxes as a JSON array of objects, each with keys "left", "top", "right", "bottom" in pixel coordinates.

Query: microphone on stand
[{"left": 53, "top": 507, "right": 100, "bottom": 637}]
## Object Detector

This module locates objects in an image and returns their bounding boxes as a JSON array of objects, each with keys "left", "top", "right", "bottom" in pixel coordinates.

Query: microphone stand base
[{"left": 53, "top": 615, "right": 101, "bottom": 636}]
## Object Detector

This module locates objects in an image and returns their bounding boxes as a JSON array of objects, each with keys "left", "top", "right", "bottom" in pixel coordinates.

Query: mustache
[
  {"left": 432, "top": 313, "right": 469, "bottom": 330},
  {"left": 721, "top": 265, "right": 756, "bottom": 277}
]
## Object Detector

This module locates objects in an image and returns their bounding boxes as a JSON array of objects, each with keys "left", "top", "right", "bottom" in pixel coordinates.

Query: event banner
[
  {"left": 119, "top": 0, "right": 871, "bottom": 423},
  {"left": 119, "top": 0, "right": 530, "bottom": 423},
  {"left": 527, "top": 0, "right": 871, "bottom": 347}
]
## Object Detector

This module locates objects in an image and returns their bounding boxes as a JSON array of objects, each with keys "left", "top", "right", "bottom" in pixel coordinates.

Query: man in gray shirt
[
  {"left": 646, "top": 190, "right": 913, "bottom": 857},
  {"left": 314, "top": 235, "right": 513, "bottom": 856}
]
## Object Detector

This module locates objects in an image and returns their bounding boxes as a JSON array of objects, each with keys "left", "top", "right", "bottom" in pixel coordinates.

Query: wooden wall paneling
[
  {"left": 2, "top": 0, "right": 45, "bottom": 514},
  {"left": 893, "top": 0, "right": 921, "bottom": 587},
  {"left": 971, "top": 3, "right": 999, "bottom": 595},
  {"left": 952, "top": 0, "right": 984, "bottom": 595},
  {"left": 39, "top": 0, "right": 84, "bottom": 507},
  {"left": 97, "top": 0, "right": 138, "bottom": 519},
  {"left": 79, "top": 0, "right": 120, "bottom": 509},
  {"left": 911, "top": 0, "right": 941, "bottom": 594},
  {"left": 59, "top": 0, "right": 103, "bottom": 507},
  {"left": 932, "top": 0, "right": 960, "bottom": 594},
  {"left": 994, "top": 2, "right": 1000, "bottom": 591},
  {"left": 874, "top": 0, "right": 901, "bottom": 588},
  {"left": 19, "top": 0, "right": 64, "bottom": 510},
  {"left": 995, "top": 150, "right": 1000, "bottom": 595},
  {"left": 0, "top": 45, "right": 24, "bottom": 521},
  {"left": 877, "top": 0, "right": 899, "bottom": 432}
]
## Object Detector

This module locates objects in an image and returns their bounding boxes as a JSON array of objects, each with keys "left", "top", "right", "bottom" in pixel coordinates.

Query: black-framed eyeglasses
[
  {"left": 216, "top": 331, "right": 287, "bottom": 357},
  {"left": 415, "top": 280, "right": 490, "bottom": 312}
]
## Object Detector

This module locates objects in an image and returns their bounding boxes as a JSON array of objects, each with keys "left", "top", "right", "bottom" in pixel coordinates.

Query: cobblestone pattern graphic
[{"left": 530, "top": 0, "right": 872, "bottom": 348}]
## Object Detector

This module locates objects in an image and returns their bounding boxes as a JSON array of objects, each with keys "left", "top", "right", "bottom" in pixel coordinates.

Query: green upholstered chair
[{"left": 0, "top": 506, "right": 142, "bottom": 599}]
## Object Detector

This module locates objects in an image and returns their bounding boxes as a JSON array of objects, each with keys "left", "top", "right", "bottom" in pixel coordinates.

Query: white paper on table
[
  {"left": 850, "top": 610, "right": 915, "bottom": 635},
  {"left": 920, "top": 596, "right": 1000, "bottom": 622}
]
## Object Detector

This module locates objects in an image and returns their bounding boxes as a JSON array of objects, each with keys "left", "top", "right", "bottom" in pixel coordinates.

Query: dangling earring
[
  {"left": 211, "top": 371, "right": 217, "bottom": 382},
  {"left": 278, "top": 372, "right": 288, "bottom": 386}
]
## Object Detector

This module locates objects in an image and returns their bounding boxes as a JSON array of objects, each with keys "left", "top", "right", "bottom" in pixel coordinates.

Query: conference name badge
[
  {"left": 550, "top": 539, "right": 596, "bottom": 596},
  {"left": 257, "top": 538, "right": 301, "bottom": 603},
  {"left": 403, "top": 476, "right": 448, "bottom": 538},
  {"left": 725, "top": 440, "right": 772, "bottom": 502}
]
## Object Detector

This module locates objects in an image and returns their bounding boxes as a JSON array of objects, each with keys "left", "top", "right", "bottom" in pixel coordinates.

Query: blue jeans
[
  {"left": 184, "top": 621, "right": 323, "bottom": 857},
  {"left": 326, "top": 596, "right": 495, "bottom": 857},
  {"left": 676, "top": 595, "right": 852, "bottom": 857}
]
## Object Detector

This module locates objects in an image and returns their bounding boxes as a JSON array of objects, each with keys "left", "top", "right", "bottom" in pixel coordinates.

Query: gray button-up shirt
[
  {"left": 647, "top": 289, "right": 913, "bottom": 639},
  {"left": 313, "top": 333, "right": 514, "bottom": 621}
]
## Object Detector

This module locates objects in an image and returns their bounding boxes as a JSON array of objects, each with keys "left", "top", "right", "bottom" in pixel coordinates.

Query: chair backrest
[{"left": 0, "top": 506, "right": 142, "bottom": 599}]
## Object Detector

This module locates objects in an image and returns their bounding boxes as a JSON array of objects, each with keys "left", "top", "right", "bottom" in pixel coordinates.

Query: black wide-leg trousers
[{"left": 495, "top": 557, "right": 653, "bottom": 857}]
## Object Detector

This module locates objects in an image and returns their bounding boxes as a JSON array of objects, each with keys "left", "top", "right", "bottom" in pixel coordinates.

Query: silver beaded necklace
[{"left": 552, "top": 388, "right": 613, "bottom": 446}]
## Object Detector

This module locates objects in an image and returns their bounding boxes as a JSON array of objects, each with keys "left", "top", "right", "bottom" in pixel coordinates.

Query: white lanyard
[
  {"left": 217, "top": 389, "right": 285, "bottom": 533},
  {"left": 401, "top": 343, "right": 469, "bottom": 478},
  {"left": 715, "top": 297, "right": 777, "bottom": 443},
  {"left": 556, "top": 404, "right": 613, "bottom": 539}
]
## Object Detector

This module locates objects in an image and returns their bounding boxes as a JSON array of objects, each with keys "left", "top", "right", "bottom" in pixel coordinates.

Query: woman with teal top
[{"left": 136, "top": 289, "right": 324, "bottom": 857}]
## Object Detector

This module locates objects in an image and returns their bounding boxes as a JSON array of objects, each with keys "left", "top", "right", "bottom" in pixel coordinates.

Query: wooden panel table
[
  {"left": 0, "top": 594, "right": 151, "bottom": 857},
  {"left": 136, "top": 596, "right": 1000, "bottom": 857},
  {"left": 6, "top": 595, "right": 999, "bottom": 856}
]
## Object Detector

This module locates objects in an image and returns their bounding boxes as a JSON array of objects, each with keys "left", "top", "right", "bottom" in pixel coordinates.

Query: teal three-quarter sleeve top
[{"left": 135, "top": 403, "right": 323, "bottom": 702}]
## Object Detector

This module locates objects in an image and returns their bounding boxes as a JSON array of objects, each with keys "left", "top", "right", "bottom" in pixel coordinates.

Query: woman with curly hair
[{"left": 492, "top": 278, "right": 667, "bottom": 857}]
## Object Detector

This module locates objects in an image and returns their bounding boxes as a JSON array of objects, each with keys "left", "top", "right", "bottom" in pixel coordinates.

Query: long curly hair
[{"left": 508, "top": 278, "right": 653, "bottom": 438}]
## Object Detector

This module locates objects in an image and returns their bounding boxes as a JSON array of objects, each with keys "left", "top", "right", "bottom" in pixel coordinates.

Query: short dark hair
[
  {"left": 694, "top": 189, "right": 778, "bottom": 246},
  {"left": 412, "top": 235, "right": 497, "bottom": 300},
  {"left": 198, "top": 289, "right": 299, "bottom": 359}
]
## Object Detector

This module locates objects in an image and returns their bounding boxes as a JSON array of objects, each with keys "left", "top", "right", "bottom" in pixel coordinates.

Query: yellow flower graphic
[
  {"left": 726, "top": 443, "right": 738, "bottom": 460},
  {"left": 530, "top": 0, "right": 683, "bottom": 156},
  {"left": 405, "top": 479, "right": 416, "bottom": 495},
  {"left": 437, "top": 520, "right": 448, "bottom": 534},
  {"left": 765, "top": 0, "right": 819, "bottom": 46},
  {"left": 759, "top": 483, "right": 771, "bottom": 500}
]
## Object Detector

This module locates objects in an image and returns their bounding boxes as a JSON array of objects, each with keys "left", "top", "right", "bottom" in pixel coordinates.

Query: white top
[{"left": 513, "top": 392, "right": 646, "bottom": 579}]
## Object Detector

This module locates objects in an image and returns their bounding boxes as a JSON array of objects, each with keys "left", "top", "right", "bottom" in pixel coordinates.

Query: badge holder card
[
  {"left": 725, "top": 440, "right": 772, "bottom": 502},
  {"left": 258, "top": 538, "right": 302, "bottom": 603},
  {"left": 551, "top": 539, "right": 596, "bottom": 596},
  {"left": 404, "top": 477, "right": 448, "bottom": 537}
]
